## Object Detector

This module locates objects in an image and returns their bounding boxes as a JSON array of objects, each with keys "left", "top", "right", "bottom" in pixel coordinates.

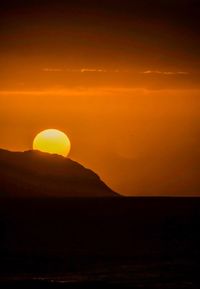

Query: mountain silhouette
[{"left": 0, "top": 149, "right": 118, "bottom": 197}]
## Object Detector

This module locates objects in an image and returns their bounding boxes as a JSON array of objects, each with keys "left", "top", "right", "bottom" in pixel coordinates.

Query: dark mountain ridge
[{"left": 0, "top": 149, "right": 118, "bottom": 197}]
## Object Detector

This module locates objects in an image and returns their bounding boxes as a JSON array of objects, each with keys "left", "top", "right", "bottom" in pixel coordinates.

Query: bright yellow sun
[{"left": 33, "top": 129, "right": 71, "bottom": 157}]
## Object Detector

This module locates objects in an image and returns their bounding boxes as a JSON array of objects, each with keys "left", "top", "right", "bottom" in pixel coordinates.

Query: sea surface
[{"left": 0, "top": 197, "right": 199, "bottom": 288}]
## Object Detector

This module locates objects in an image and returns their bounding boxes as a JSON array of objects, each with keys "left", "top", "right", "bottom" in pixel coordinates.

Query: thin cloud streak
[
  {"left": 42, "top": 68, "right": 190, "bottom": 76},
  {"left": 142, "top": 70, "right": 189, "bottom": 75},
  {"left": 42, "top": 68, "right": 118, "bottom": 73}
]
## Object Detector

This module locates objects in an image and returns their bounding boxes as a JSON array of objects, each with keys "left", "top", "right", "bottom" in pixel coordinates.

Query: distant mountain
[{"left": 0, "top": 149, "right": 118, "bottom": 197}]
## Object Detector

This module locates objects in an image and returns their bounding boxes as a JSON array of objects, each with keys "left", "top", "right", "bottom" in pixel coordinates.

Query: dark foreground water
[{"left": 0, "top": 197, "right": 199, "bottom": 288}]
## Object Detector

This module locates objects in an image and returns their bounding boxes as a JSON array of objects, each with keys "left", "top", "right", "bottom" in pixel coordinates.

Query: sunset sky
[{"left": 1, "top": 0, "right": 200, "bottom": 195}]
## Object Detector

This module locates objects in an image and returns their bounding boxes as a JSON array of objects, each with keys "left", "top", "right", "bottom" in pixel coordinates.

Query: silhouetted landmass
[
  {"left": 0, "top": 149, "right": 118, "bottom": 197},
  {"left": 0, "top": 150, "right": 199, "bottom": 288}
]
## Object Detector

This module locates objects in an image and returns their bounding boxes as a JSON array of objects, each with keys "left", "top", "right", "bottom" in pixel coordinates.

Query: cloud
[
  {"left": 43, "top": 68, "right": 64, "bottom": 72},
  {"left": 42, "top": 68, "right": 189, "bottom": 75},
  {"left": 43, "top": 68, "right": 108, "bottom": 73},
  {"left": 142, "top": 70, "right": 189, "bottom": 75},
  {"left": 80, "top": 68, "right": 107, "bottom": 73},
  {"left": 42, "top": 68, "right": 121, "bottom": 73}
]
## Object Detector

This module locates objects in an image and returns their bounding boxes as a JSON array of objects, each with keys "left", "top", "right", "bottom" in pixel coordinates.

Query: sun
[{"left": 33, "top": 129, "right": 71, "bottom": 157}]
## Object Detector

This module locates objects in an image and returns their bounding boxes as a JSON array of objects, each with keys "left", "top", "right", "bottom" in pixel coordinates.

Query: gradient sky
[{"left": 1, "top": 0, "right": 200, "bottom": 195}]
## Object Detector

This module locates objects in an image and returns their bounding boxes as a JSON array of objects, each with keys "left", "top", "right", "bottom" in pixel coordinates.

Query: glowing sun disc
[{"left": 33, "top": 129, "right": 71, "bottom": 157}]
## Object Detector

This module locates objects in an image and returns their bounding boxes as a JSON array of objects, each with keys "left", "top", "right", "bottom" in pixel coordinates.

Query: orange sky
[{"left": 1, "top": 0, "right": 200, "bottom": 195}]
